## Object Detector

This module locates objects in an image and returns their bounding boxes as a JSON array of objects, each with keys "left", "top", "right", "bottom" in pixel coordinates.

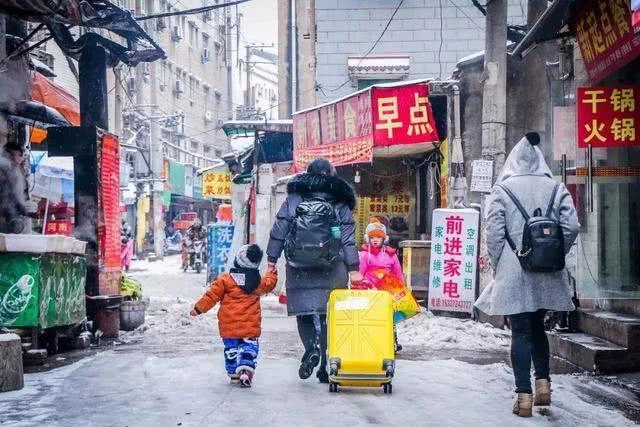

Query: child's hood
[{"left": 228, "top": 267, "right": 261, "bottom": 294}]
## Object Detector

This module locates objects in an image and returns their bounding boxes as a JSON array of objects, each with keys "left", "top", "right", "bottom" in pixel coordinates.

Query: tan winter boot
[
  {"left": 512, "top": 393, "right": 533, "bottom": 417},
  {"left": 534, "top": 379, "right": 551, "bottom": 406}
]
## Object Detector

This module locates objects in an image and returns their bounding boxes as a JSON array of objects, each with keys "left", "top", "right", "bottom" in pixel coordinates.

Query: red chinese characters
[{"left": 577, "top": 86, "right": 639, "bottom": 148}]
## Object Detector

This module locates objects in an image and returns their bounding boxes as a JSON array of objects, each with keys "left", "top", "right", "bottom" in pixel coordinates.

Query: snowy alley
[{"left": 1, "top": 255, "right": 639, "bottom": 427}]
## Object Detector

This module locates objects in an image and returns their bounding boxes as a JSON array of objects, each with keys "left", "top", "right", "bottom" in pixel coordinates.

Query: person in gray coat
[
  {"left": 266, "top": 158, "right": 363, "bottom": 383},
  {"left": 474, "top": 133, "right": 580, "bottom": 417}
]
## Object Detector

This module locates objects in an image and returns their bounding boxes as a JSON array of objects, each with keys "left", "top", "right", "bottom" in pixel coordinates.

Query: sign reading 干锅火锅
[
  {"left": 428, "top": 209, "right": 479, "bottom": 314},
  {"left": 577, "top": 86, "right": 639, "bottom": 148}
]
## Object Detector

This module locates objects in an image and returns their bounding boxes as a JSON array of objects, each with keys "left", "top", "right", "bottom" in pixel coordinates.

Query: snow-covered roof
[{"left": 347, "top": 55, "right": 411, "bottom": 75}]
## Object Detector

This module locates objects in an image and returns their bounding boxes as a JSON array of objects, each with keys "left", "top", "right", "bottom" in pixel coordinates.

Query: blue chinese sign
[{"left": 207, "top": 224, "right": 235, "bottom": 282}]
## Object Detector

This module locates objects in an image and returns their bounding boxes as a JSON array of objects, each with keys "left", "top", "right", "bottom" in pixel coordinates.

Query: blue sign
[{"left": 207, "top": 224, "right": 234, "bottom": 282}]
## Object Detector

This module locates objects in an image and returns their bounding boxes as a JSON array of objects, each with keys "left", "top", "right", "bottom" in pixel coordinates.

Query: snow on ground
[
  {"left": 397, "top": 310, "right": 511, "bottom": 352},
  {"left": 1, "top": 351, "right": 636, "bottom": 426}
]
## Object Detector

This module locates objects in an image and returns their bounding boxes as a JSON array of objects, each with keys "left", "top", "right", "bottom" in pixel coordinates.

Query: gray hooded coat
[
  {"left": 266, "top": 173, "right": 359, "bottom": 316},
  {"left": 474, "top": 135, "right": 580, "bottom": 316}
]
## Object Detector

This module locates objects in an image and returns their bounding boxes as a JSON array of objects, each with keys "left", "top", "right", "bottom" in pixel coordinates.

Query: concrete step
[
  {"left": 575, "top": 308, "right": 640, "bottom": 350},
  {"left": 547, "top": 331, "right": 640, "bottom": 374}
]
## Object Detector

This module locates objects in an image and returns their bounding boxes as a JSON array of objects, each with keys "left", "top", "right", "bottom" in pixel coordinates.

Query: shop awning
[
  {"left": 29, "top": 71, "right": 80, "bottom": 143},
  {"left": 222, "top": 120, "right": 293, "bottom": 137},
  {"left": 292, "top": 79, "right": 440, "bottom": 171},
  {"left": 511, "top": 0, "right": 576, "bottom": 58}
]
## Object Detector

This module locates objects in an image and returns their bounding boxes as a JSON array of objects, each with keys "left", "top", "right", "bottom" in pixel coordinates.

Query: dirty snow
[
  {"left": 397, "top": 310, "right": 511, "bottom": 351},
  {"left": 0, "top": 333, "right": 20, "bottom": 342}
]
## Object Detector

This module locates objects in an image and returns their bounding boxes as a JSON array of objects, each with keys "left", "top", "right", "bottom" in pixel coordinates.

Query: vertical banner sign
[
  {"left": 428, "top": 209, "right": 479, "bottom": 313},
  {"left": 207, "top": 224, "right": 235, "bottom": 283},
  {"left": 202, "top": 171, "right": 232, "bottom": 199},
  {"left": 98, "top": 133, "right": 121, "bottom": 295},
  {"left": 577, "top": 86, "right": 639, "bottom": 148},
  {"left": 575, "top": 0, "right": 640, "bottom": 83}
]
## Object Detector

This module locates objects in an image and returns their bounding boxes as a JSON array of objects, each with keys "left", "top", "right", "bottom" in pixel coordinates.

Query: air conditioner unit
[
  {"left": 174, "top": 79, "right": 184, "bottom": 94},
  {"left": 204, "top": 111, "right": 214, "bottom": 122},
  {"left": 127, "top": 76, "right": 136, "bottom": 93},
  {"left": 203, "top": 10, "right": 212, "bottom": 21},
  {"left": 156, "top": 17, "right": 167, "bottom": 31},
  {"left": 201, "top": 48, "right": 211, "bottom": 63},
  {"left": 171, "top": 26, "right": 182, "bottom": 42}
]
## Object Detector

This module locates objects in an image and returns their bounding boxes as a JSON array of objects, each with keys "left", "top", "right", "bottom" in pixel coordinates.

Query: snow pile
[
  {"left": 0, "top": 332, "right": 20, "bottom": 342},
  {"left": 397, "top": 310, "right": 510, "bottom": 351},
  {"left": 130, "top": 255, "right": 184, "bottom": 275}
]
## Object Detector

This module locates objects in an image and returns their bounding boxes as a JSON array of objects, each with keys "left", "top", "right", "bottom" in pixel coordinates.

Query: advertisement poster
[
  {"left": 207, "top": 224, "right": 235, "bottom": 283},
  {"left": 353, "top": 175, "right": 414, "bottom": 247},
  {"left": 428, "top": 209, "right": 479, "bottom": 313},
  {"left": 577, "top": 86, "right": 639, "bottom": 148},
  {"left": 470, "top": 160, "right": 494, "bottom": 193},
  {"left": 575, "top": 0, "right": 640, "bottom": 83},
  {"left": 202, "top": 171, "right": 232, "bottom": 199}
]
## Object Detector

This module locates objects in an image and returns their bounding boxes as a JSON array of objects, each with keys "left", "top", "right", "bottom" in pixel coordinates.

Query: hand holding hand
[
  {"left": 190, "top": 309, "right": 198, "bottom": 317},
  {"left": 267, "top": 262, "right": 277, "bottom": 274},
  {"left": 349, "top": 271, "right": 364, "bottom": 286}
]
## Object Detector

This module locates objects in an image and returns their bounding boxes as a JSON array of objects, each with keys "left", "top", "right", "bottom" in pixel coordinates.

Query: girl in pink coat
[
  {"left": 357, "top": 218, "right": 404, "bottom": 351},
  {"left": 358, "top": 218, "right": 403, "bottom": 288}
]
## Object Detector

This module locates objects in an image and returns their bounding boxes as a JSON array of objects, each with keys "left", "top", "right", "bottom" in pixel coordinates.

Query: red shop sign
[
  {"left": 577, "top": 86, "right": 640, "bottom": 148},
  {"left": 44, "top": 220, "right": 73, "bottom": 236},
  {"left": 292, "top": 82, "right": 439, "bottom": 171},
  {"left": 575, "top": 0, "right": 640, "bottom": 83}
]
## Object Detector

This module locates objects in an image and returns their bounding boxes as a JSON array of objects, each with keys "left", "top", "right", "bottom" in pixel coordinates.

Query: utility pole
[
  {"left": 277, "top": 0, "right": 291, "bottom": 119},
  {"left": 481, "top": 0, "right": 508, "bottom": 176},
  {"left": 478, "top": 0, "right": 508, "bottom": 317},
  {"left": 149, "top": 0, "right": 164, "bottom": 260},
  {"left": 245, "top": 45, "right": 251, "bottom": 107},
  {"left": 226, "top": 8, "right": 233, "bottom": 120},
  {"left": 113, "top": 66, "right": 123, "bottom": 136}
]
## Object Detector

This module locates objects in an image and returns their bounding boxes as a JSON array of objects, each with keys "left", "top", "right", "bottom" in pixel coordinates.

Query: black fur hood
[{"left": 287, "top": 173, "right": 356, "bottom": 210}]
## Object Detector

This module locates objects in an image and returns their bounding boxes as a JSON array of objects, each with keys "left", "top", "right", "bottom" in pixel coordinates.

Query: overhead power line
[{"left": 135, "top": 0, "right": 254, "bottom": 21}]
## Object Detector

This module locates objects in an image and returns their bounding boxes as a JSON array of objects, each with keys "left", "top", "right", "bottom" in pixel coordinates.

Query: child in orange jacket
[{"left": 190, "top": 244, "right": 277, "bottom": 387}]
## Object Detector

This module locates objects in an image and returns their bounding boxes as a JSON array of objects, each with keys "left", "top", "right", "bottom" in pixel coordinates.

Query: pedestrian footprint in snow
[
  {"left": 474, "top": 133, "right": 580, "bottom": 418},
  {"left": 190, "top": 244, "right": 277, "bottom": 387}
]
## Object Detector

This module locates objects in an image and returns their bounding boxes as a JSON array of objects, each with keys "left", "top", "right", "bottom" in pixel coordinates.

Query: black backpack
[
  {"left": 497, "top": 183, "right": 565, "bottom": 273},
  {"left": 284, "top": 196, "right": 341, "bottom": 269}
]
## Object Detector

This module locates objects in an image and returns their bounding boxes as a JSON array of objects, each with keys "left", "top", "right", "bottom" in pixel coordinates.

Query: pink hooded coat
[{"left": 358, "top": 244, "right": 404, "bottom": 287}]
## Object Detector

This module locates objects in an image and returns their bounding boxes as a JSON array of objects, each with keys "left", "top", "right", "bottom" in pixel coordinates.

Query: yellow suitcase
[{"left": 327, "top": 289, "right": 395, "bottom": 394}]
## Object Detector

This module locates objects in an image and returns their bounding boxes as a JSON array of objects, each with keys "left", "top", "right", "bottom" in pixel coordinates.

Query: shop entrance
[{"left": 576, "top": 146, "right": 640, "bottom": 299}]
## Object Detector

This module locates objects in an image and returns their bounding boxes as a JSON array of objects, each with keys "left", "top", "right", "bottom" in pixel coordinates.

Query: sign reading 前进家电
[
  {"left": 428, "top": 209, "right": 479, "bottom": 314},
  {"left": 577, "top": 86, "right": 639, "bottom": 148}
]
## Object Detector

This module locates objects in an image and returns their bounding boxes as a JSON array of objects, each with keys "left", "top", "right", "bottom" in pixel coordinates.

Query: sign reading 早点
[
  {"left": 577, "top": 86, "right": 639, "bottom": 148},
  {"left": 428, "top": 209, "right": 479, "bottom": 314}
]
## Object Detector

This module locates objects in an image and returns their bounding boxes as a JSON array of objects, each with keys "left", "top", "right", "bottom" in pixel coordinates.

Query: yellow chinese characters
[
  {"left": 375, "top": 97, "right": 402, "bottom": 138},
  {"left": 611, "top": 118, "right": 636, "bottom": 142},
  {"left": 582, "top": 89, "right": 607, "bottom": 113},
  {"left": 611, "top": 88, "right": 635, "bottom": 112},
  {"left": 408, "top": 92, "right": 434, "bottom": 136}
]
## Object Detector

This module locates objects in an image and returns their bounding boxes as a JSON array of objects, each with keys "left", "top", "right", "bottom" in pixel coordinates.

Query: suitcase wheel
[
  {"left": 383, "top": 383, "right": 393, "bottom": 394},
  {"left": 329, "top": 382, "right": 339, "bottom": 393}
]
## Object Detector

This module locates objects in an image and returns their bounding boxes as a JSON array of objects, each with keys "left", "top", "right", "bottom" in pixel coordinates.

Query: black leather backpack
[{"left": 496, "top": 183, "right": 565, "bottom": 273}]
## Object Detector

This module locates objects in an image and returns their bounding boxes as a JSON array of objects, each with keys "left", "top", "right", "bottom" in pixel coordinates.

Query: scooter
[{"left": 184, "top": 238, "right": 206, "bottom": 273}]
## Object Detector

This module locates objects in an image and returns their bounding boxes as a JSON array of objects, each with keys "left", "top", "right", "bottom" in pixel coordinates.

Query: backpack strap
[
  {"left": 496, "top": 184, "right": 529, "bottom": 253},
  {"left": 545, "top": 183, "right": 561, "bottom": 218},
  {"left": 496, "top": 184, "right": 530, "bottom": 221}
]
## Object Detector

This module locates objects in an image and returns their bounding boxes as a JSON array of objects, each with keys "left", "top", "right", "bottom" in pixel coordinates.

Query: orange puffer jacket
[{"left": 194, "top": 271, "right": 277, "bottom": 338}]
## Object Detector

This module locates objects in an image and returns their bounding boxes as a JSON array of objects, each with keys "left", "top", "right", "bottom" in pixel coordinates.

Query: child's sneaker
[
  {"left": 238, "top": 367, "right": 254, "bottom": 388},
  {"left": 228, "top": 373, "right": 240, "bottom": 384}
]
